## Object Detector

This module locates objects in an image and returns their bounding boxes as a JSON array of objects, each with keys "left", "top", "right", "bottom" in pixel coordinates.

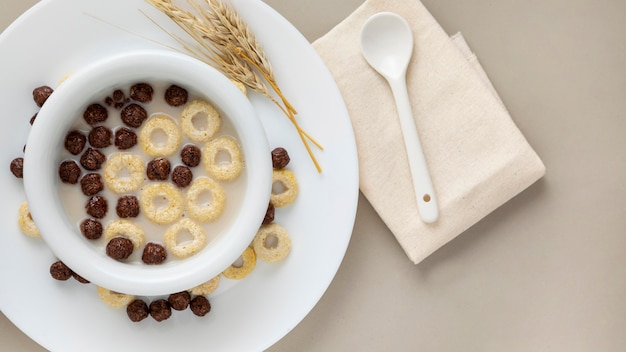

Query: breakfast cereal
[
  {"left": 79, "top": 218, "right": 103, "bottom": 240},
  {"left": 252, "top": 223, "right": 291, "bottom": 263},
  {"left": 141, "top": 242, "right": 168, "bottom": 265},
  {"left": 10, "top": 157, "right": 23, "bottom": 178},
  {"left": 80, "top": 173, "right": 104, "bottom": 196},
  {"left": 269, "top": 169, "right": 298, "bottom": 208},
  {"left": 222, "top": 246, "right": 256, "bottom": 280},
  {"left": 168, "top": 291, "right": 191, "bottom": 311},
  {"left": 58, "top": 160, "right": 81, "bottom": 184},
  {"left": 149, "top": 299, "right": 172, "bottom": 322},
  {"left": 139, "top": 182, "right": 184, "bottom": 224},
  {"left": 103, "top": 220, "right": 145, "bottom": 249},
  {"left": 163, "top": 218, "right": 206, "bottom": 259},
  {"left": 184, "top": 177, "right": 225, "bottom": 222},
  {"left": 64, "top": 130, "right": 86, "bottom": 155},
  {"left": 103, "top": 153, "right": 145, "bottom": 194},
  {"left": 126, "top": 299, "right": 150, "bottom": 322},
  {"left": 139, "top": 114, "right": 182, "bottom": 157},
  {"left": 202, "top": 136, "right": 243, "bottom": 181},
  {"left": 106, "top": 237, "right": 134, "bottom": 261},
  {"left": 17, "top": 202, "right": 40, "bottom": 238},
  {"left": 79, "top": 147, "right": 106, "bottom": 171},
  {"left": 97, "top": 286, "right": 135, "bottom": 309},
  {"left": 189, "top": 295, "right": 211, "bottom": 317},
  {"left": 180, "top": 99, "right": 221, "bottom": 143},
  {"left": 85, "top": 195, "right": 108, "bottom": 219},
  {"left": 146, "top": 158, "right": 171, "bottom": 181},
  {"left": 189, "top": 275, "right": 221, "bottom": 296},
  {"left": 120, "top": 103, "right": 147, "bottom": 128}
]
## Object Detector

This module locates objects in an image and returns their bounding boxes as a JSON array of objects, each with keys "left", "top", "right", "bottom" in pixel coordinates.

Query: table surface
[{"left": 2, "top": 0, "right": 625, "bottom": 351}]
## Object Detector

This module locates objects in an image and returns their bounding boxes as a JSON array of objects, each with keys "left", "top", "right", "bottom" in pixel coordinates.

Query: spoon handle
[{"left": 388, "top": 76, "right": 439, "bottom": 223}]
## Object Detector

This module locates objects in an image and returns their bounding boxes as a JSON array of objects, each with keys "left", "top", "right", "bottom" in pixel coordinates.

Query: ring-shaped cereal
[
  {"left": 270, "top": 169, "right": 298, "bottom": 208},
  {"left": 185, "top": 177, "right": 226, "bottom": 222},
  {"left": 17, "top": 202, "right": 40, "bottom": 238},
  {"left": 179, "top": 99, "right": 221, "bottom": 143},
  {"left": 252, "top": 223, "right": 291, "bottom": 263},
  {"left": 140, "top": 182, "right": 184, "bottom": 224},
  {"left": 163, "top": 218, "right": 206, "bottom": 258},
  {"left": 96, "top": 286, "right": 136, "bottom": 309},
  {"left": 103, "top": 220, "right": 145, "bottom": 249},
  {"left": 189, "top": 275, "right": 220, "bottom": 296},
  {"left": 103, "top": 154, "right": 145, "bottom": 194},
  {"left": 222, "top": 246, "right": 256, "bottom": 280},
  {"left": 202, "top": 136, "right": 243, "bottom": 181},
  {"left": 139, "top": 114, "right": 182, "bottom": 157}
]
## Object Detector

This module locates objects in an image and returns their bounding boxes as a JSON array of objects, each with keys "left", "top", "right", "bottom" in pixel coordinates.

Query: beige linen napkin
[{"left": 313, "top": 0, "right": 546, "bottom": 264}]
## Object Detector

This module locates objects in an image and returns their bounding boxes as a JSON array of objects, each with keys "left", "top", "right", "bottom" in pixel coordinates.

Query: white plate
[{"left": 0, "top": 0, "right": 358, "bottom": 351}]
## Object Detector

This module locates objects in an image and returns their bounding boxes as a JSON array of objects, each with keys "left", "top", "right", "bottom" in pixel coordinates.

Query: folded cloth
[{"left": 313, "top": 0, "right": 546, "bottom": 264}]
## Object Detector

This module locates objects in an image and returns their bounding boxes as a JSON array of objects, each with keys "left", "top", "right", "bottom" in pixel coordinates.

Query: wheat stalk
[{"left": 145, "top": 0, "right": 323, "bottom": 172}]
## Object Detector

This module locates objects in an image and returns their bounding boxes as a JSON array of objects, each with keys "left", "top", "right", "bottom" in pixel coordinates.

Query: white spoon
[{"left": 360, "top": 12, "right": 439, "bottom": 223}]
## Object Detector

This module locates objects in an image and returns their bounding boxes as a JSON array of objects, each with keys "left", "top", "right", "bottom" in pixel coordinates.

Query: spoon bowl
[
  {"left": 360, "top": 12, "right": 439, "bottom": 223},
  {"left": 360, "top": 12, "right": 413, "bottom": 79}
]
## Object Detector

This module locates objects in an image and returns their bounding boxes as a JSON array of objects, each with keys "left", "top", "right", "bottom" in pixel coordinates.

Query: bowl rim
[{"left": 23, "top": 49, "right": 272, "bottom": 296}]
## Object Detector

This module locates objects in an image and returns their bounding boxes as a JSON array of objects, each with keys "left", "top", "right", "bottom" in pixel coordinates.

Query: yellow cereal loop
[
  {"left": 222, "top": 246, "right": 256, "bottom": 280},
  {"left": 103, "top": 153, "right": 145, "bottom": 194},
  {"left": 103, "top": 220, "right": 145, "bottom": 249},
  {"left": 252, "top": 223, "right": 291, "bottom": 263},
  {"left": 202, "top": 136, "right": 243, "bottom": 181},
  {"left": 189, "top": 275, "right": 221, "bottom": 296},
  {"left": 139, "top": 114, "right": 182, "bottom": 157},
  {"left": 96, "top": 286, "right": 135, "bottom": 309},
  {"left": 179, "top": 99, "right": 221, "bottom": 143},
  {"left": 17, "top": 201, "right": 40, "bottom": 238},
  {"left": 270, "top": 169, "right": 298, "bottom": 208},
  {"left": 185, "top": 177, "right": 226, "bottom": 222},
  {"left": 163, "top": 218, "right": 206, "bottom": 259},
  {"left": 140, "top": 182, "right": 184, "bottom": 224}
]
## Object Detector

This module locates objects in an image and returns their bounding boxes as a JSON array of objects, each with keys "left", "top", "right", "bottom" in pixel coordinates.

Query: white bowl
[{"left": 23, "top": 50, "right": 272, "bottom": 296}]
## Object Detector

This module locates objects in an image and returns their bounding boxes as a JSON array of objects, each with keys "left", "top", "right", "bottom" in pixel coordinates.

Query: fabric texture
[{"left": 312, "top": 0, "right": 546, "bottom": 264}]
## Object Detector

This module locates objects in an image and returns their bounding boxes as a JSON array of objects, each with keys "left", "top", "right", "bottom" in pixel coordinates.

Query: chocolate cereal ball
[
  {"left": 127, "top": 299, "right": 150, "bottom": 322},
  {"left": 146, "top": 158, "right": 171, "bottom": 181},
  {"left": 262, "top": 202, "right": 275, "bottom": 225},
  {"left": 83, "top": 103, "right": 108, "bottom": 126},
  {"left": 49, "top": 261, "right": 72, "bottom": 281},
  {"left": 106, "top": 237, "right": 134, "bottom": 260},
  {"left": 88, "top": 126, "right": 113, "bottom": 148},
  {"left": 129, "top": 83, "right": 154, "bottom": 103},
  {"left": 59, "top": 160, "right": 81, "bottom": 184},
  {"left": 80, "top": 148, "right": 106, "bottom": 171},
  {"left": 168, "top": 291, "right": 191, "bottom": 311},
  {"left": 72, "top": 272, "right": 90, "bottom": 284},
  {"left": 271, "top": 147, "right": 290, "bottom": 169},
  {"left": 164, "top": 85, "right": 188, "bottom": 107},
  {"left": 114, "top": 127, "right": 137, "bottom": 150},
  {"left": 149, "top": 299, "right": 172, "bottom": 322},
  {"left": 171, "top": 165, "right": 193, "bottom": 188},
  {"left": 32, "top": 85, "right": 53, "bottom": 107},
  {"left": 64, "top": 130, "right": 86, "bottom": 155},
  {"left": 80, "top": 218, "right": 103, "bottom": 240},
  {"left": 142, "top": 242, "right": 167, "bottom": 265},
  {"left": 120, "top": 103, "right": 148, "bottom": 128},
  {"left": 180, "top": 144, "right": 201, "bottom": 167},
  {"left": 116, "top": 195, "right": 140, "bottom": 218},
  {"left": 190, "top": 295, "right": 211, "bottom": 317},
  {"left": 10, "top": 157, "right": 23, "bottom": 178},
  {"left": 80, "top": 173, "right": 104, "bottom": 196},
  {"left": 85, "top": 195, "right": 108, "bottom": 219}
]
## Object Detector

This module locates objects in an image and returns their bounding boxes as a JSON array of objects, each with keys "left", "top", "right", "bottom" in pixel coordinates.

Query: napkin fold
[{"left": 313, "top": 0, "right": 545, "bottom": 264}]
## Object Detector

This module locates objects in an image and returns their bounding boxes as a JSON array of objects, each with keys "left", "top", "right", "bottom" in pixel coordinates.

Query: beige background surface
[{"left": 1, "top": 0, "right": 625, "bottom": 351}]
